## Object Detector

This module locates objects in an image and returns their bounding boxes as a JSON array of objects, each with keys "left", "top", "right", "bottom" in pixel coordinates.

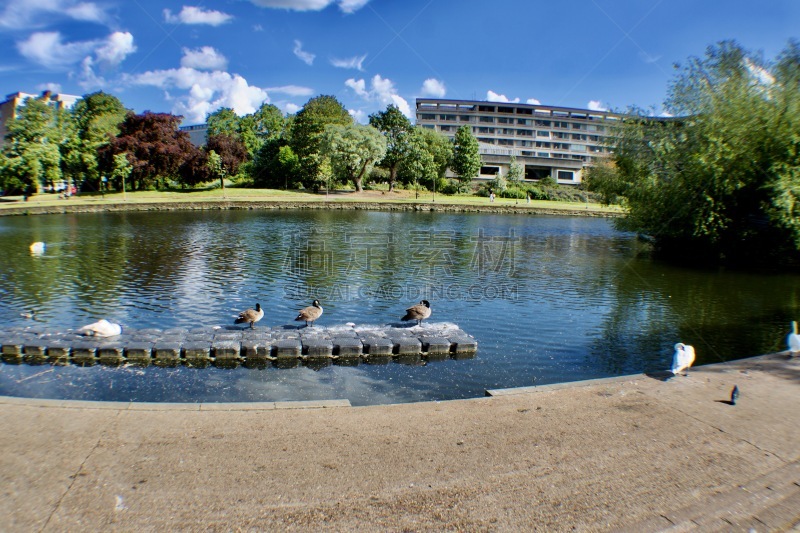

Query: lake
[{"left": 1, "top": 209, "right": 798, "bottom": 405}]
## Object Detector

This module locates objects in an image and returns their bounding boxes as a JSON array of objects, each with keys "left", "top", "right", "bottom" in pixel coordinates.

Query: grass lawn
[{"left": 0, "top": 187, "right": 622, "bottom": 215}]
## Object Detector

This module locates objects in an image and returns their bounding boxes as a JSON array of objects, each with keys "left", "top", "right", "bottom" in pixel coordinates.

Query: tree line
[
  {"left": 0, "top": 93, "right": 482, "bottom": 196},
  {"left": 586, "top": 40, "right": 800, "bottom": 267}
]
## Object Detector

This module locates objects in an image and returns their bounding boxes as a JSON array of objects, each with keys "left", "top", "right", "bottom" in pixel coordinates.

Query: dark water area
[{"left": 1, "top": 210, "right": 798, "bottom": 406}]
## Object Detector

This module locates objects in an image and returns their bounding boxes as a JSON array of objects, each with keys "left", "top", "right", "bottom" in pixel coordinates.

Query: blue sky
[{"left": 0, "top": 0, "right": 797, "bottom": 125}]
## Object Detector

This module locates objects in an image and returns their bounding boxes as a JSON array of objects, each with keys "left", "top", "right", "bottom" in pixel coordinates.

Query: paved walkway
[{"left": 1, "top": 353, "right": 798, "bottom": 532}]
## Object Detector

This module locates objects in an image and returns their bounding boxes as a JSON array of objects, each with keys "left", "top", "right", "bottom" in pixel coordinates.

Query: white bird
[
  {"left": 79, "top": 319, "right": 122, "bottom": 337},
  {"left": 29, "top": 242, "right": 45, "bottom": 255},
  {"left": 671, "top": 342, "right": 696, "bottom": 376},
  {"left": 787, "top": 321, "right": 800, "bottom": 355}
]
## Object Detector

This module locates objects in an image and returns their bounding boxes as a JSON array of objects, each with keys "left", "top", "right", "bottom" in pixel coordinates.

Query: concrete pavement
[{"left": 1, "top": 353, "right": 798, "bottom": 531}]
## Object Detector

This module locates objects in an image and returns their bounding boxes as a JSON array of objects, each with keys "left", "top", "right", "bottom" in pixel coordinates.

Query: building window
[
  {"left": 478, "top": 105, "right": 495, "bottom": 112},
  {"left": 557, "top": 171, "right": 575, "bottom": 181},
  {"left": 419, "top": 114, "right": 436, "bottom": 120},
  {"left": 517, "top": 118, "right": 532, "bottom": 125},
  {"left": 537, "top": 131, "right": 551, "bottom": 138},
  {"left": 498, "top": 106, "right": 514, "bottom": 113},
  {"left": 480, "top": 166, "right": 500, "bottom": 175},
  {"left": 538, "top": 152, "right": 550, "bottom": 158},
  {"left": 440, "top": 114, "right": 456, "bottom": 121},
  {"left": 479, "top": 116, "right": 495, "bottom": 123},
  {"left": 459, "top": 115, "right": 472, "bottom": 122}
]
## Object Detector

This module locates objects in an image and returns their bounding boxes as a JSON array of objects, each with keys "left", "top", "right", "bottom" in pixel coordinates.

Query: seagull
[
  {"left": 235, "top": 303, "right": 264, "bottom": 329},
  {"left": 671, "top": 342, "right": 696, "bottom": 376},
  {"left": 295, "top": 300, "right": 323, "bottom": 327},
  {"left": 79, "top": 319, "right": 122, "bottom": 337},
  {"left": 401, "top": 300, "right": 432, "bottom": 326},
  {"left": 787, "top": 321, "right": 800, "bottom": 355},
  {"left": 730, "top": 385, "right": 739, "bottom": 405}
]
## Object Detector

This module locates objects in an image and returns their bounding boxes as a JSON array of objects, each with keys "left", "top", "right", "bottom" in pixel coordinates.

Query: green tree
[
  {"left": 290, "top": 95, "right": 352, "bottom": 187},
  {"left": 507, "top": 154, "right": 523, "bottom": 183},
  {"left": 206, "top": 150, "right": 226, "bottom": 194},
  {"left": 596, "top": 40, "right": 800, "bottom": 266},
  {"left": 451, "top": 125, "right": 481, "bottom": 192},
  {"left": 111, "top": 153, "right": 132, "bottom": 196},
  {"left": 68, "top": 92, "right": 127, "bottom": 190},
  {"left": 206, "top": 108, "right": 240, "bottom": 138},
  {"left": 398, "top": 127, "right": 452, "bottom": 192},
  {"left": 321, "top": 123, "right": 387, "bottom": 192},
  {"left": 368, "top": 104, "right": 413, "bottom": 192}
]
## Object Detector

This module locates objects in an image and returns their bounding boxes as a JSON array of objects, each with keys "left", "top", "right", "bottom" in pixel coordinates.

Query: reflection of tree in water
[{"left": 589, "top": 257, "right": 800, "bottom": 375}]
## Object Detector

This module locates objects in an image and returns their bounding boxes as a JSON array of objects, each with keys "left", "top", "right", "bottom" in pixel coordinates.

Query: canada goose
[
  {"left": 787, "top": 321, "right": 800, "bottom": 355},
  {"left": 295, "top": 300, "right": 323, "bottom": 327},
  {"left": 29, "top": 242, "right": 45, "bottom": 255},
  {"left": 235, "top": 303, "right": 264, "bottom": 329},
  {"left": 79, "top": 319, "right": 122, "bottom": 337},
  {"left": 671, "top": 342, "right": 696, "bottom": 376},
  {"left": 401, "top": 300, "right": 431, "bottom": 326}
]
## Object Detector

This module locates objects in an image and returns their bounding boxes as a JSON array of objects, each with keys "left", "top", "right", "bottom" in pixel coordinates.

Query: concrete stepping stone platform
[{"left": 0, "top": 322, "right": 477, "bottom": 369}]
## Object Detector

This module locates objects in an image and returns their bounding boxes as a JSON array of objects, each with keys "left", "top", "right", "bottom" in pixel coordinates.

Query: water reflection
[{"left": 1, "top": 210, "right": 799, "bottom": 405}]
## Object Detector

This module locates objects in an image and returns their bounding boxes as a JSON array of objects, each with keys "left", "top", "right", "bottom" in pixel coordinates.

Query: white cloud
[
  {"left": 163, "top": 6, "right": 233, "bottom": 26},
  {"left": 526, "top": 98, "right": 541, "bottom": 105},
  {"left": 266, "top": 85, "right": 314, "bottom": 96},
  {"left": 349, "top": 108, "right": 367, "bottom": 123},
  {"left": 17, "top": 31, "right": 135, "bottom": 72},
  {"left": 0, "top": 0, "right": 111, "bottom": 29},
  {"left": 95, "top": 32, "right": 136, "bottom": 67},
  {"left": 331, "top": 54, "right": 367, "bottom": 71},
  {"left": 346, "top": 74, "right": 411, "bottom": 118},
  {"left": 247, "top": 0, "right": 371, "bottom": 13},
  {"left": 128, "top": 67, "right": 269, "bottom": 124},
  {"left": 486, "top": 90, "right": 519, "bottom": 103},
  {"left": 745, "top": 59, "right": 775, "bottom": 85},
  {"left": 181, "top": 46, "right": 228, "bottom": 71},
  {"left": 420, "top": 78, "right": 446, "bottom": 98},
  {"left": 587, "top": 100, "right": 608, "bottom": 111},
  {"left": 284, "top": 102, "right": 301, "bottom": 114},
  {"left": 37, "top": 82, "right": 62, "bottom": 93},
  {"left": 293, "top": 40, "right": 315, "bottom": 65}
]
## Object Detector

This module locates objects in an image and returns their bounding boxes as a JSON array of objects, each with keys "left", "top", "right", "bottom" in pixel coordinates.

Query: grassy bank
[{"left": 0, "top": 188, "right": 622, "bottom": 216}]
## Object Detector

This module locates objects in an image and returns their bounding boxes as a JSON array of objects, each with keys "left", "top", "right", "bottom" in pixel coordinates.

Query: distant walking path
[{"left": 1, "top": 352, "right": 798, "bottom": 531}]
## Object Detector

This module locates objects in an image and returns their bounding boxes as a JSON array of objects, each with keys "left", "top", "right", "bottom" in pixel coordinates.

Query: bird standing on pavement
[
  {"left": 235, "top": 303, "right": 264, "bottom": 329},
  {"left": 787, "top": 321, "right": 800, "bottom": 355},
  {"left": 671, "top": 342, "right": 696, "bottom": 376},
  {"left": 730, "top": 385, "right": 740, "bottom": 405}
]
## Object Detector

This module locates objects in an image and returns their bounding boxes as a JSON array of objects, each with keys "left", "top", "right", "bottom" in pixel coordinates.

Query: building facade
[
  {"left": 179, "top": 123, "right": 208, "bottom": 146},
  {"left": 416, "top": 98, "right": 623, "bottom": 184},
  {"left": 0, "top": 91, "right": 81, "bottom": 148}
]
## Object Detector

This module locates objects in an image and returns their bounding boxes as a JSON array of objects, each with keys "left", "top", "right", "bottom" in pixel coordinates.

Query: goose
[
  {"left": 671, "top": 342, "right": 696, "bottom": 376},
  {"left": 30, "top": 242, "right": 45, "bottom": 255},
  {"left": 295, "top": 300, "right": 323, "bottom": 327},
  {"left": 787, "top": 321, "right": 800, "bottom": 355},
  {"left": 235, "top": 303, "right": 264, "bottom": 329},
  {"left": 79, "top": 319, "right": 122, "bottom": 337},
  {"left": 401, "top": 300, "right": 431, "bottom": 326}
]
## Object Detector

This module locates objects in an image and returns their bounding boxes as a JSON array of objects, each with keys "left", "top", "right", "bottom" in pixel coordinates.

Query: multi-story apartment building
[
  {"left": 416, "top": 98, "right": 623, "bottom": 184},
  {"left": 0, "top": 91, "right": 81, "bottom": 148}
]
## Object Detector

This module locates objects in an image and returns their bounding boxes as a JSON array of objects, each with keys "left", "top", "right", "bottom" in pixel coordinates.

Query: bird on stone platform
[
  {"left": 787, "top": 321, "right": 800, "bottom": 356},
  {"left": 295, "top": 300, "right": 323, "bottom": 327},
  {"left": 671, "top": 342, "right": 696, "bottom": 376},
  {"left": 235, "top": 303, "right": 264, "bottom": 329},
  {"left": 79, "top": 319, "right": 122, "bottom": 337},
  {"left": 730, "top": 385, "right": 739, "bottom": 405},
  {"left": 402, "top": 300, "right": 431, "bottom": 326}
]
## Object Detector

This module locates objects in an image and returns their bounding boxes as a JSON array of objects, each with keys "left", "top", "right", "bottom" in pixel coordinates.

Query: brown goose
[
  {"left": 235, "top": 303, "right": 264, "bottom": 329},
  {"left": 401, "top": 300, "right": 431, "bottom": 325},
  {"left": 295, "top": 299, "right": 323, "bottom": 327}
]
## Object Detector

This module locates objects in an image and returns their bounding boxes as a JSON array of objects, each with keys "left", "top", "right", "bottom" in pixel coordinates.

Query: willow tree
[
  {"left": 321, "top": 123, "right": 386, "bottom": 192},
  {"left": 589, "top": 40, "right": 800, "bottom": 266}
]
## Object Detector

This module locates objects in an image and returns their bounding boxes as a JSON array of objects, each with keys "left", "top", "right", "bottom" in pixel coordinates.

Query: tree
[
  {"left": 398, "top": 127, "right": 452, "bottom": 192},
  {"left": 206, "top": 150, "right": 226, "bottom": 194},
  {"left": 111, "top": 153, "right": 132, "bottom": 197},
  {"left": 451, "top": 125, "right": 481, "bottom": 192},
  {"left": 290, "top": 95, "right": 352, "bottom": 187},
  {"left": 68, "top": 92, "right": 127, "bottom": 190},
  {"left": 369, "top": 104, "right": 413, "bottom": 192},
  {"left": 206, "top": 134, "right": 248, "bottom": 178},
  {"left": 98, "top": 112, "right": 200, "bottom": 190},
  {"left": 595, "top": 40, "right": 800, "bottom": 266},
  {"left": 321, "top": 123, "right": 386, "bottom": 192},
  {"left": 251, "top": 138, "right": 299, "bottom": 189},
  {"left": 206, "top": 108, "right": 240, "bottom": 138},
  {"left": 507, "top": 154, "right": 523, "bottom": 183},
  {"left": 0, "top": 97, "right": 63, "bottom": 194}
]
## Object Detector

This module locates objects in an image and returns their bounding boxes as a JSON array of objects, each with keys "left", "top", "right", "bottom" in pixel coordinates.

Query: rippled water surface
[{"left": 1, "top": 210, "right": 799, "bottom": 405}]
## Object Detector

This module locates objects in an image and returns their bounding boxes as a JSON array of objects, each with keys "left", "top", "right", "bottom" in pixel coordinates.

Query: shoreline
[{"left": 1, "top": 352, "right": 797, "bottom": 531}]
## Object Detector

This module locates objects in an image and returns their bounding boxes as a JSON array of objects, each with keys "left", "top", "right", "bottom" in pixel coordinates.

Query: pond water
[{"left": 1, "top": 210, "right": 799, "bottom": 406}]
